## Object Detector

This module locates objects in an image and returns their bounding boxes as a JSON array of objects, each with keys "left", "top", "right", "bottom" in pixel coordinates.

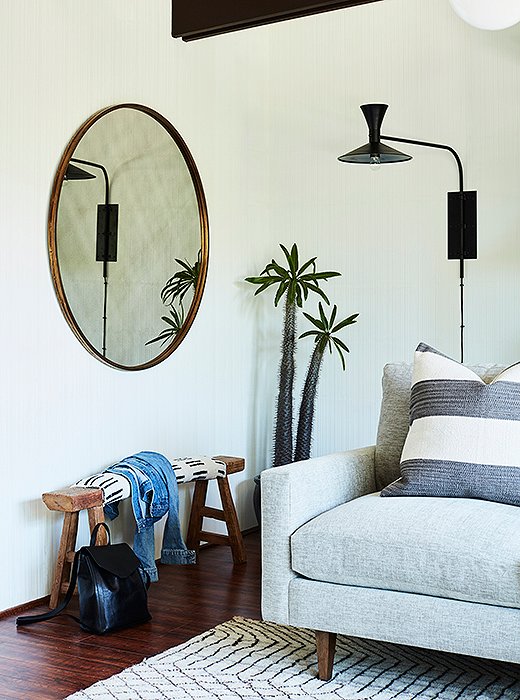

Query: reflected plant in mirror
[
  {"left": 146, "top": 250, "right": 202, "bottom": 347},
  {"left": 48, "top": 104, "right": 209, "bottom": 371}
]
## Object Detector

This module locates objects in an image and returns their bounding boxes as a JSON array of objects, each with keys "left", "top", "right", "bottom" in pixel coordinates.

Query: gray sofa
[{"left": 261, "top": 362, "right": 520, "bottom": 680}]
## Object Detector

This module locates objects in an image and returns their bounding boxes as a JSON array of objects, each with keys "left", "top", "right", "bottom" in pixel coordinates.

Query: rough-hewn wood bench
[
  {"left": 42, "top": 455, "right": 246, "bottom": 607},
  {"left": 42, "top": 487, "right": 107, "bottom": 608}
]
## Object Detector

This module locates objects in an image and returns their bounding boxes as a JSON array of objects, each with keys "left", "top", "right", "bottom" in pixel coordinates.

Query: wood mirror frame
[{"left": 48, "top": 103, "right": 209, "bottom": 371}]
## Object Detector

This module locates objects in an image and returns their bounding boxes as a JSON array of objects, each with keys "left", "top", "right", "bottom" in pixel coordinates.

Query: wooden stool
[
  {"left": 186, "top": 455, "right": 247, "bottom": 564},
  {"left": 42, "top": 486, "right": 106, "bottom": 608}
]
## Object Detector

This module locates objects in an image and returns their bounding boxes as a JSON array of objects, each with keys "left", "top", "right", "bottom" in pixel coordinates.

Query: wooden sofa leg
[{"left": 315, "top": 630, "right": 337, "bottom": 681}]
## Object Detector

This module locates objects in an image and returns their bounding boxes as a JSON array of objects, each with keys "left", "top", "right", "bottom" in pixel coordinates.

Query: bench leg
[
  {"left": 217, "top": 476, "right": 246, "bottom": 564},
  {"left": 88, "top": 505, "right": 106, "bottom": 544},
  {"left": 50, "top": 511, "right": 78, "bottom": 609},
  {"left": 186, "top": 481, "right": 209, "bottom": 557},
  {"left": 316, "top": 630, "right": 337, "bottom": 681}
]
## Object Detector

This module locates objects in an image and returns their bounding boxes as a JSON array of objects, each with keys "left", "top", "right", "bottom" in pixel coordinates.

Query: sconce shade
[
  {"left": 65, "top": 163, "right": 96, "bottom": 181},
  {"left": 338, "top": 140, "right": 412, "bottom": 164},
  {"left": 338, "top": 103, "right": 412, "bottom": 164}
]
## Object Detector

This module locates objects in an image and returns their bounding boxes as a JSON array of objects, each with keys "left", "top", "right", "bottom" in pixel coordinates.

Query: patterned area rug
[{"left": 67, "top": 617, "right": 520, "bottom": 699}]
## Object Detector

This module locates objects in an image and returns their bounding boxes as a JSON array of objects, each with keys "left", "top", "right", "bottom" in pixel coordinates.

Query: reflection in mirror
[
  {"left": 146, "top": 250, "right": 202, "bottom": 348},
  {"left": 49, "top": 104, "right": 208, "bottom": 370}
]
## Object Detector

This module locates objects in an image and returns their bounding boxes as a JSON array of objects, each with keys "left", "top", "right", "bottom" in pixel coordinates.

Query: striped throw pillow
[{"left": 381, "top": 343, "right": 520, "bottom": 506}]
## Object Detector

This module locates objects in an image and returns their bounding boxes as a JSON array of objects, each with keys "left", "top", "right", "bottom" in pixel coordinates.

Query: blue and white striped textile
[{"left": 74, "top": 456, "right": 226, "bottom": 505}]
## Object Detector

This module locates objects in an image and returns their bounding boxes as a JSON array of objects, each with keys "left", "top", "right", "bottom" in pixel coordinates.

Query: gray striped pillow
[{"left": 381, "top": 343, "right": 520, "bottom": 506}]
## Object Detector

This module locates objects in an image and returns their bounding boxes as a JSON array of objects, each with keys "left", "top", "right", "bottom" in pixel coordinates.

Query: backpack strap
[
  {"left": 90, "top": 522, "right": 111, "bottom": 546},
  {"left": 16, "top": 549, "right": 81, "bottom": 627}
]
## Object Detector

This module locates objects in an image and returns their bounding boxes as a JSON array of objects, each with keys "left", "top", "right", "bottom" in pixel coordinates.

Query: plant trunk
[
  {"left": 273, "top": 296, "right": 296, "bottom": 467},
  {"left": 294, "top": 343, "right": 324, "bottom": 462}
]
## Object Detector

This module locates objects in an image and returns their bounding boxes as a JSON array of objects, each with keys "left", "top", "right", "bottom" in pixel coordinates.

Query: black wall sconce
[
  {"left": 65, "top": 157, "right": 119, "bottom": 357},
  {"left": 339, "top": 103, "right": 477, "bottom": 362}
]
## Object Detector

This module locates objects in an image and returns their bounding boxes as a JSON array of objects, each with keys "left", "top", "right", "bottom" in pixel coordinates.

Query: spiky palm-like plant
[
  {"left": 294, "top": 303, "right": 358, "bottom": 462},
  {"left": 245, "top": 244, "right": 340, "bottom": 467}
]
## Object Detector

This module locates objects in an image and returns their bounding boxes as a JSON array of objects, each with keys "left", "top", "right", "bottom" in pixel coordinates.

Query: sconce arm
[
  {"left": 381, "top": 135, "right": 464, "bottom": 192},
  {"left": 382, "top": 134, "right": 473, "bottom": 364}
]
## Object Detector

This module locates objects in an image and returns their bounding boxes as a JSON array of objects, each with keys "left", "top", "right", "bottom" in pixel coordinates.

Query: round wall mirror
[{"left": 49, "top": 103, "right": 209, "bottom": 370}]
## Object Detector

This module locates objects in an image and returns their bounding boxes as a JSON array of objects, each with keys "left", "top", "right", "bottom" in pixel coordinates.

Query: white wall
[{"left": 1, "top": 0, "right": 519, "bottom": 610}]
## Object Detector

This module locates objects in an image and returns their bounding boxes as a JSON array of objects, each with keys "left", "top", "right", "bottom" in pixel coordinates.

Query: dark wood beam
[{"left": 172, "top": 0, "right": 383, "bottom": 41}]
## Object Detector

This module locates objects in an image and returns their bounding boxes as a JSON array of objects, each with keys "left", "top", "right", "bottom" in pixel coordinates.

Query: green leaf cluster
[
  {"left": 245, "top": 243, "right": 340, "bottom": 308},
  {"left": 300, "top": 303, "right": 359, "bottom": 371},
  {"left": 161, "top": 250, "right": 202, "bottom": 307},
  {"left": 146, "top": 304, "right": 186, "bottom": 347},
  {"left": 146, "top": 250, "right": 201, "bottom": 347}
]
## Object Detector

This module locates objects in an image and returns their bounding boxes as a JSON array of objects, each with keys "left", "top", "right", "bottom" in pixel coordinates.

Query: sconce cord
[{"left": 381, "top": 135, "right": 466, "bottom": 363}]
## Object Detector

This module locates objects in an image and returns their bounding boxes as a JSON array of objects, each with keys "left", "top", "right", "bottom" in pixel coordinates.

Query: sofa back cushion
[{"left": 374, "top": 360, "right": 505, "bottom": 490}]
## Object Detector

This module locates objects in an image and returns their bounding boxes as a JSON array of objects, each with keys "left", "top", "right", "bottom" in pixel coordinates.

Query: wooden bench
[{"left": 42, "top": 455, "right": 246, "bottom": 608}]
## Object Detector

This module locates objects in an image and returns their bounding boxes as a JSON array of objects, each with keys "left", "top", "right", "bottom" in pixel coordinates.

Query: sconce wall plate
[
  {"left": 447, "top": 191, "right": 477, "bottom": 260},
  {"left": 96, "top": 205, "right": 119, "bottom": 263}
]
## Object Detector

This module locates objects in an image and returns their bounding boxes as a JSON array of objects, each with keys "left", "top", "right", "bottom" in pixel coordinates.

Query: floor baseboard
[{"left": 0, "top": 595, "right": 51, "bottom": 620}]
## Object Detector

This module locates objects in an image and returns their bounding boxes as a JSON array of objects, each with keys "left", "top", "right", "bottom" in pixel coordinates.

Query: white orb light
[{"left": 449, "top": 0, "right": 520, "bottom": 30}]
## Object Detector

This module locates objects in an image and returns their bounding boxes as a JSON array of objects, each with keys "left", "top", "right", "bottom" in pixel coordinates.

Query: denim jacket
[{"left": 104, "top": 451, "right": 195, "bottom": 581}]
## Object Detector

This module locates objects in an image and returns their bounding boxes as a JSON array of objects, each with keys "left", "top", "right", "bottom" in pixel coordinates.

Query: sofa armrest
[{"left": 261, "top": 446, "right": 376, "bottom": 624}]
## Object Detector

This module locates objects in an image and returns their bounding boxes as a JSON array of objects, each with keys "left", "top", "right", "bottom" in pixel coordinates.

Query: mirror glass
[{"left": 49, "top": 104, "right": 208, "bottom": 370}]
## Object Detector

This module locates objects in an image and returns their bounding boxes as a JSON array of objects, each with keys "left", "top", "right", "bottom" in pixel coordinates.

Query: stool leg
[
  {"left": 217, "top": 476, "right": 247, "bottom": 564},
  {"left": 88, "top": 506, "right": 107, "bottom": 544},
  {"left": 50, "top": 511, "right": 79, "bottom": 609},
  {"left": 186, "top": 481, "right": 208, "bottom": 558}
]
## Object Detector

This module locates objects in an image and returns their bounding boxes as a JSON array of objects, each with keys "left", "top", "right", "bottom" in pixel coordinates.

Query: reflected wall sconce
[
  {"left": 65, "top": 157, "right": 119, "bottom": 357},
  {"left": 449, "top": 0, "right": 520, "bottom": 30},
  {"left": 338, "top": 103, "right": 477, "bottom": 362},
  {"left": 64, "top": 163, "right": 96, "bottom": 181}
]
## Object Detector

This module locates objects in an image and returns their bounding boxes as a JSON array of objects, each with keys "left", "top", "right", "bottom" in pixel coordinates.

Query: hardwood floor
[{"left": 0, "top": 532, "right": 261, "bottom": 699}]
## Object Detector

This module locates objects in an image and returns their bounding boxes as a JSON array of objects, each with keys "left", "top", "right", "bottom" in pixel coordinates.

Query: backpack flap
[{"left": 82, "top": 542, "right": 142, "bottom": 578}]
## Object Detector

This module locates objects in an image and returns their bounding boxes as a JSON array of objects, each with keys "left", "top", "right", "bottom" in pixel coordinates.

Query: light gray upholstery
[
  {"left": 374, "top": 363, "right": 412, "bottom": 489},
  {"left": 289, "top": 580, "right": 520, "bottom": 664},
  {"left": 291, "top": 492, "right": 520, "bottom": 609},
  {"left": 261, "top": 361, "right": 520, "bottom": 665},
  {"left": 261, "top": 448, "right": 376, "bottom": 624}
]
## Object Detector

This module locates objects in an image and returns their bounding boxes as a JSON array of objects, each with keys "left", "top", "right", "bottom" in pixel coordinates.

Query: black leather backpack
[{"left": 17, "top": 523, "right": 151, "bottom": 634}]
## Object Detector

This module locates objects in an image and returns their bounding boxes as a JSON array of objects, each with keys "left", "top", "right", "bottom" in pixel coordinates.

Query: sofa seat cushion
[{"left": 290, "top": 492, "right": 520, "bottom": 609}]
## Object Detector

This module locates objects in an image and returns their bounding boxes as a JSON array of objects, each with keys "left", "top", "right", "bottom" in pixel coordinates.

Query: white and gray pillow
[{"left": 381, "top": 343, "right": 520, "bottom": 506}]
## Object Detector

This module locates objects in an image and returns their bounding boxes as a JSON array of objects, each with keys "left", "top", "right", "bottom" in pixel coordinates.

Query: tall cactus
[
  {"left": 245, "top": 244, "right": 340, "bottom": 467},
  {"left": 273, "top": 294, "right": 296, "bottom": 466},
  {"left": 293, "top": 342, "right": 323, "bottom": 463},
  {"left": 294, "top": 304, "right": 358, "bottom": 462}
]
